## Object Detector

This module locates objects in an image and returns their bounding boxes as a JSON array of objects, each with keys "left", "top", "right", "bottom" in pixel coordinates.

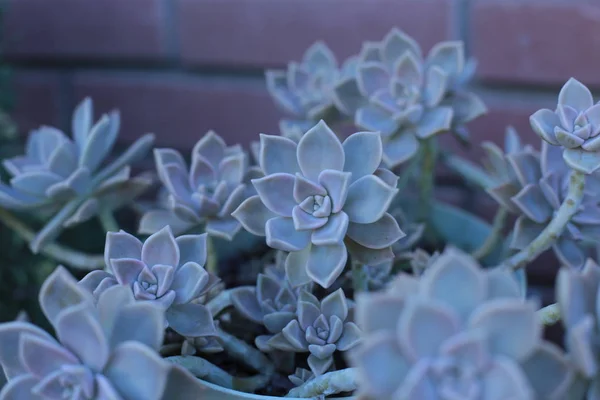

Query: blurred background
[{"left": 0, "top": 0, "right": 597, "bottom": 330}]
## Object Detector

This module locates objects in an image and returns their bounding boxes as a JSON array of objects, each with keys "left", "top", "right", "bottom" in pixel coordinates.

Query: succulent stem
[
  {"left": 537, "top": 303, "right": 560, "bottom": 326},
  {"left": 417, "top": 137, "right": 438, "bottom": 224},
  {"left": 98, "top": 210, "right": 119, "bottom": 232},
  {"left": 395, "top": 152, "right": 420, "bottom": 191},
  {"left": 285, "top": 367, "right": 357, "bottom": 398},
  {"left": 472, "top": 206, "right": 508, "bottom": 261},
  {"left": 442, "top": 153, "right": 495, "bottom": 189},
  {"left": 207, "top": 289, "right": 232, "bottom": 317},
  {"left": 166, "top": 355, "right": 270, "bottom": 392},
  {"left": 351, "top": 260, "right": 368, "bottom": 294},
  {"left": 503, "top": 169, "right": 586, "bottom": 270},
  {"left": 0, "top": 208, "right": 105, "bottom": 269},
  {"left": 206, "top": 234, "right": 217, "bottom": 275},
  {"left": 30, "top": 197, "right": 86, "bottom": 253},
  {"left": 216, "top": 328, "right": 275, "bottom": 376}
]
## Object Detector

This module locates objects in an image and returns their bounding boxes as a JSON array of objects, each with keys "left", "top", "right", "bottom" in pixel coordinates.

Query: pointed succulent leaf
[
  {"left": 529, "top": 109, "right": 560, "bottom": 145},
  {"left": 259, "top": 134, "right": 300, "bottom": 175},
  {"left": 252, "top": 173, "right": 297, "bottom": 217},
  {"left": 39, "top": 266, "right": 94, "bottom": 327},
  {"left": 469, "top": 299, "right": 541, "bottom": 362},
  {"left": 357, "top": 63, "right": 389, "bottom": 97},
  {"left": 558, "top": 78, "right": 593, "bottom": 111},
  {"left": 232, "top": 195, "right": 276, "bottom": 236},
  {"left": 342, "top": 131, "right": 383, "bottom": 184},
  {"left": 306, "top": 243, "right": 348, "bottom": 288},
  {"left": 344, "top": 175, "right": 397, "bottom": 224},
  {"left": 346, "top": 213, "right": 405, "bottom": 250},
  {"left": 80, "top": 111, "right": 120, "bottom": 173},
  {"left": 72, "top": 97, "right": 93, "bottom": 150},
  {"left": 297, "top": 121, "right": 345, "bottom": 181}
]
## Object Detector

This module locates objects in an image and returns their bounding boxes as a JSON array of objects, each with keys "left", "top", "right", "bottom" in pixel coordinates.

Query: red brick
[
  {"left": 11, "top": 71, "right": 62, "bottom": 135},
  {"left": 471, "top": 0, "right": 600, "bottom": 86},
  {"left": 72, "top": 72, "right": 281, "bottom": 150},
  {"left": 177, "top": 0, "right": 452, "bottom": 68},
  {"left": 3, "top": 0, "right": 167, "bottom": 61}
]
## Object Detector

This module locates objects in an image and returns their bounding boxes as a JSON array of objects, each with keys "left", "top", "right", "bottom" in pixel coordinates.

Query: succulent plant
[
  {"left": 266, "top": 41, "right": 356, "bottom": 132},
  {"left": 531, "top": 78, "right": 600, "bottom": 174},
  {"left": 0, "top": 267, "right": 194, "bottom": 400},
  {"left": 232, "top": 120, "right": 404, "bottom": 288},
  {"left": 484, "top": 126, "right": 600, "bottom": 268},
  {"left": 351, "top": 247, "right": 573, "bottom": 400},
  {"left": 78, "top": 226, "right": 219, "bottom": 338},
  {"left": 230, "top": 249, "right": 313, "bottom": 351},
  {"left": 332, "top": 28, "right": 486, "bottom": 168},
  {"left": 557, "top": 259, "right": 600, "bottom": 396},
  {"left": 266, "top": 289, "right": 361, "bottom": 376},
  {"left": 0, "top": 97, "right": 154, "bottom": 247},
  {"left": 139, "top": 130, "right": 249, "bottom": 240}
]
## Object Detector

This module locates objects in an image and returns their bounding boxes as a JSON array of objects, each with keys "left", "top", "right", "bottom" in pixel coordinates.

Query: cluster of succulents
[
  {"left": 0, "top": 98, "right": 155, "bottom": 251},
  {"left": 483, "top": 126, "right": 600, "bottom": 268},
  {"left": 4, "top": 26, "right": 600, "bottom": 400},
  {"left": 352, "top": 248, "right": 573, "bottom": 400},
  {"left": 139, "top": 131, "right": 251, "bottom": 240},
  {"left": 0, "top": 267, "right": 200, "bottom": 399},
  {"left": 78, "top": 226, "right": 219, "bottom": 338}
]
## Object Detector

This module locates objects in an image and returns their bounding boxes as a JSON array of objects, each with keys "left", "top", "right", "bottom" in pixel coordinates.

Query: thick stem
[
  {"left": 0, "top": 208, "right": 104, "bottom": 270},
  {"left": 285, "top": 368, "right": 357, "bottom": 398},
  {"left": 206, "top": 234, "right": 217, "bottom": 275},
  {"left": 502, "top": 170, "right": 586, "bottom": 271},
  {"left": 207, "top": 289, "right": 232, "bottom": 317},
  {"left": 351, "top": 260, "right": 368, "bottom": 294},
  {"left": 472, "top": 207, "right": 508, "bottom": 261},
  {"left": 216, "top": 328, "right": 275, "bottom": 375},
  {"left": 166, "top": 356, "right": 270, "bottom": 392},
  {"left": 537, "top": 303, "right": 560, "bottom": 326},
  {"left": 98, "top": 209, "right": 119, "bottom": 233},
  {"left": 30, "top": 197, "right": 86, "bottom": 253},
  {"left": 418, "top": 138, "right": 438, "bottom": 224},
  {"left": 395, "top": 152, "right": 421, "bottom": 191}
]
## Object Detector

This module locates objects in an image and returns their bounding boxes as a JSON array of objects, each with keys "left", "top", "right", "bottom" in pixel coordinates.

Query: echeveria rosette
[
  {"left": 350, "top": 247, "right": 574, "bottom": 400},
  {"left": 139, "top": 130, "right": 248, "bottom": 240},
  {"left": 557, "top": 259, "right": 600, "bottom": 396},
  {"left": 0, "top": 97, "right": 154, "bottom": 232},
  {"left": 485, "top": 132, "right": 600, "bottom": 268},
  {"left": 267, "top": 289, "right": 362, "bottom": 376},
  {"left": 232, "top": 121, "right": 405, "bottom": 289},
  {"left": 78, "top": 226, "right": 219, "bottom": 338},
  {"left": 230, "top": 265, "right": 310, "bottom": 352},
  {"left": 266, "top": 41, "right": 355, "bottom": 131},
  {"left": 0, "top": 267, "right": 185, "bottom": 400},
  {"left": 333, "top": 29, "right": 485, "bottom": 168},
  {"left": 530, "top": 78, "right": 600, "bottom": 174}
]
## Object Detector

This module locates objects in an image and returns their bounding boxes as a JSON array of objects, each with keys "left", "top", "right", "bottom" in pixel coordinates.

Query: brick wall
[{"left": 6, "top": 0, "right": 599, "bottom": 153}]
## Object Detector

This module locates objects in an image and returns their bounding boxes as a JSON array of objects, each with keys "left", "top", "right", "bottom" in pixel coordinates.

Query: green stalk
[
  {"left": 472, "top": 207, "right": 508, "bottom": 261},
  {"left": 98, "top": 209, "right": 119, "bottom": 233}
]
